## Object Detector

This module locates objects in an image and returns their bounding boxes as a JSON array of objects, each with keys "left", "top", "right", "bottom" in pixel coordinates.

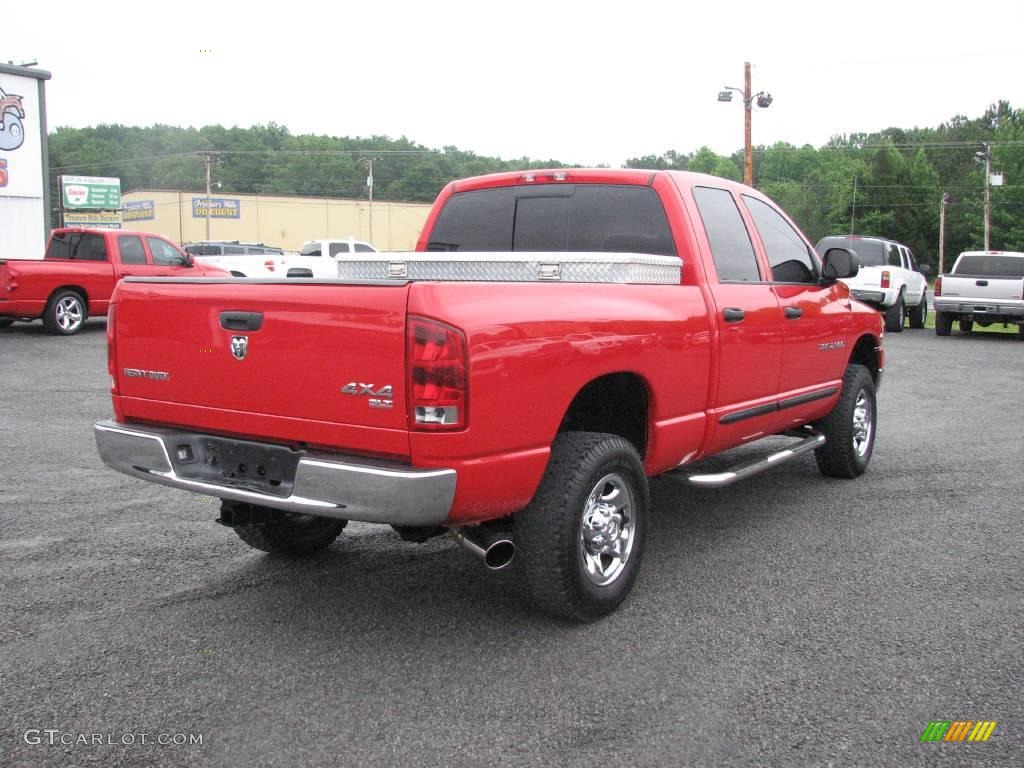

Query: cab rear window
[
  {"left": 427, "top": 184, "right": 676, "bottom": 256},
  {"left": 45, "top": 232, "right": 109, "bottom": 262}
]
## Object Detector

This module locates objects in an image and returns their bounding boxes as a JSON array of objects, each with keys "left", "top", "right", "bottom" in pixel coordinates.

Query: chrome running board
[{"left": 683, "top": 428, "right": 825, "bottom": 488}]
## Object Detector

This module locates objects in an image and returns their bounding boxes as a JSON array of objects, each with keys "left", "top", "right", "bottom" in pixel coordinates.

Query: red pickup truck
[
  {"left": 94, "top": 169, "right": 883, "bottom": 620},
  {"left": 0, "top": 227, "right": 228, "bottom": 334}
]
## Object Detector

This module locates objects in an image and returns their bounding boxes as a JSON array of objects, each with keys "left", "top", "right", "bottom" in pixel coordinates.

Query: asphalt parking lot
[{"left": 1, "top": 319, "right": 1021, "bottom": 767}]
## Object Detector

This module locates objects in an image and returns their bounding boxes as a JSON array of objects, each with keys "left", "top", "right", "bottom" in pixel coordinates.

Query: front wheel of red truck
[
  {"left": 221, "top": 501, "right": 347, "bottom": 556},
  {"left": 813, "top": 364, "right": 876, "bottom": 479},
  {"left": 514, "top": 432, "right": 648, "bottom": 622}
]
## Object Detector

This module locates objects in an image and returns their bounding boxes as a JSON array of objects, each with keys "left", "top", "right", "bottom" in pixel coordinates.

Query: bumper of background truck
[
  {"left": 93, "top": 420, "right": 456, "bottom": 525},
  {"left": 933, "top": 299, "right": 1024, "bottom": 318}
]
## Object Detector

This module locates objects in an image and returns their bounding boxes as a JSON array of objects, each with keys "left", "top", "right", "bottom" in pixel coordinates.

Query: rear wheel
[
  {"left": 222, "top": 501, "right": 347, "bottom": 555},
  {"left": 908, "top": 294, "right": 927, "bottom": 329},
  {"left": 935, "top": 311, "right": 953, "bottom": 336},
  {"left": 884, "top": 294, "right": 904, "bottom": 333},
  {"left": 960, "top": 318, "right": 974, "bottom": 334},
  {"left": 43, "top": 289, "right": 87, "bottom": 335},
  {"left": 0, "top": 317, "right": 13, "bottom": 328},
  {"left": 813, "top": 364, "right": 876, "bottom": 478},
  {"left": 514, "top": 432, "right": 648, "bottom": 621}
]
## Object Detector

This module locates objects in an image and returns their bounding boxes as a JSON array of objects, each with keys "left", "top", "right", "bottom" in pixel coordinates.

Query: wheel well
[
  {"left": 558, "top": 373, "right": 649, "bottom": 458},
  {"left": 48, "top": 285, "right": 87, "bottom": 307},
  {"left": 230, "top": 271, "right": 246, "bottom": 277},
  {"left": 850, "top": 335, "right": 881, "bottom": 383}
]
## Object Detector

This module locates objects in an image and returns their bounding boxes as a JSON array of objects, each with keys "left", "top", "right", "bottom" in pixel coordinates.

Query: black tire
[
  {"left": 813, "top": 364, "right": 876, "bottom": 479},
  {"left": 225, "top": 502, "right": 347, "bottom": 555},
  {"left": 935, "top": 311, "right": 953, "bottom": 337},
  {"left": 959, "top": 318, "right": 974, "bottom": 334},
  {"left": 42, "top": 289, "right": 87, "bottom": 335},
  {"left": 0, "top": 317, "right": 13, "bottom": 328},
  {"left": 884, "top": 294, "right": 904, "bottom": 332},
  {"left": 908, "top": 295, "right": 927, "bottom": 329},
  {"left": 513, "top": 432, "right": 648, "bottom": 622}
]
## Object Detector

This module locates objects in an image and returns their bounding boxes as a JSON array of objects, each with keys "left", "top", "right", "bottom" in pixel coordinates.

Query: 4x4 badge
[{"left": 230, "top": 335, "right": 248, "bottom": 360}]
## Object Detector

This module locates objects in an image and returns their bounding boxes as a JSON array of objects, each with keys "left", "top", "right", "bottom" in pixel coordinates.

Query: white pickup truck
[
  {"left": 280, "top": 238, "right": 378, "bottom": 278},
  {"left": 934, "top": 251, "right": 1024, "bottom": 337},
  {"left": 815, "top": 236, "right": 930, "bottom": 332}
]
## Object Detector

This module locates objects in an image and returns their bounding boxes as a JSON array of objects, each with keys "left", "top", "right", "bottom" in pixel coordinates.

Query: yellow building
[{"left": 119, "top": 190, "right": 433, "bottom": 252}]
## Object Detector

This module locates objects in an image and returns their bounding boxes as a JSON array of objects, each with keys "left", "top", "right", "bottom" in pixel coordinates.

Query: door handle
[
  {"left": 220, "top": 311, "right": 264, "bottom": 331},
  {"left": 784, "top": 306, "right": 803, "bottom": 319},
  {"left": 976, "top": 280, "right": 988, "bottom": 287},
  {"left": 723, "top": 308, "right": 745, "bottom": 323}
]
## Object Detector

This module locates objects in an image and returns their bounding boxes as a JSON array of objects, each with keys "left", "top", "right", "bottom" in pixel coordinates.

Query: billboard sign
[
  {"left": 61, "top": 175, "right": 121, "bottom": 209},
  {"left": 192, "top": 197, "right": 240, "bottom": 218},
  {"left": 63, "top": 211, "right": 123, "bottom": 229},
  {"left": 123, "top": 199, "right": 155, "bottom": 222}
]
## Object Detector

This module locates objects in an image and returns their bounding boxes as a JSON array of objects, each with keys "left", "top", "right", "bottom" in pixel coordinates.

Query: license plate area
[{"left": 170, "top": 436, "right": 301, "bottom": 497}]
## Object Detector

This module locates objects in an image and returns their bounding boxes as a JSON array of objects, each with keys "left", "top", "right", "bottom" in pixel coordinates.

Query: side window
[
  {"left": 742, "top": 196, "right": 817, "bottom": 283},
  {"left": 354, "top": 243, "right": 375, "bottom": 253},
  {"left": 224, "top": 245, "right": 245, "bottom": 254},
  {"left": 329, "top": 243, "right": 350, "bottom": 257},
  {"left": 904, "top": 247, "right": 918, "bottom": 271},
  {"left": 147, "top": 237, "right": 185, "bottom": 266},
  {"left": 692, "top": 186, "right": 760, "bottom": 282},
  {"left": 886, "top": 244, "right": 902, "bottom": 268},
  {"left": 77, "top": 234, "right": 109, "bottom": 262},
  {"left": 118, "top": 235, "right": 147, "bottom": 265}
]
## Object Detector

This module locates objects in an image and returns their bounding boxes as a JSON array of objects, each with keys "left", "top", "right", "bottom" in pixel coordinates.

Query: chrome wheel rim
[
  {"left": 578, "top": 472, "right": 636, "bottom": 587},
  {"left": 852, "top": 389, "right": 873, "bottom": 458},
  {"left": 56, "top": 297, "right": 83, "bottom": 331}
]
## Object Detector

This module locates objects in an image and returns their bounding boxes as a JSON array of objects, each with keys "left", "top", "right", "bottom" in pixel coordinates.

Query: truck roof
[
  {"left": 447, "top": 168, "right": 762, "bottom": 195},
  {"left": 53, "top": 227, "right": 173, "bottom": 239}
]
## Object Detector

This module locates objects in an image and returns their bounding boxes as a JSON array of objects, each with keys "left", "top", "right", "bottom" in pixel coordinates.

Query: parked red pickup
[
  {"left": 95, "top": 169, "right": 883, "bottom": 620},
  {"left": 0, "top": 227, "right": 228, "bottom": 334}
]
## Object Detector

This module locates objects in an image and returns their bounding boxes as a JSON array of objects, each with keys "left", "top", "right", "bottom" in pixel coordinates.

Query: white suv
[
  {"left": 815, "top": 236, "right": 930, "bottom": 332},
  {"left": 183, "top": 241, "right": 285, "bottom": 277}
]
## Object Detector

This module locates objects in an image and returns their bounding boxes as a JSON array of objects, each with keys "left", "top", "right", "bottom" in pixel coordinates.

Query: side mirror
[
  {"left": 820, "top": 247, "right": 859, "bottom": 282},
  {"left": 919, "top": 264, "right": 931, "bottom": 276}
]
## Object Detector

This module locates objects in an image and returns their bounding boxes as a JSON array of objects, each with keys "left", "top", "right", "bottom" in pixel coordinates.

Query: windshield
[
  {"left": 953, "top": 254, "right": 1024, "bottom": 277},
  {"left": 816, "top": 237, "right": 886, "bottom": 267}
]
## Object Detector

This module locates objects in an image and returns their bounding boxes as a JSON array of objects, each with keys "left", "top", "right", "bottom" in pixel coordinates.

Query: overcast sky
[{"left": 8, "top": 0, "right": 1024, "bottom": 167}]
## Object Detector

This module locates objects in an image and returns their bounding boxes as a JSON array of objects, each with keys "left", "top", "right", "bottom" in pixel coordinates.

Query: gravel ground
[{"left": 1, "top": 318, "right": 1021, "bottom": 767}]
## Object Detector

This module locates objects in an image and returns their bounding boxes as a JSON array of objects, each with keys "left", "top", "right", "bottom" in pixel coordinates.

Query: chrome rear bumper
[{"left": 93, "top": 420, "right": 456, "bottom": 525}]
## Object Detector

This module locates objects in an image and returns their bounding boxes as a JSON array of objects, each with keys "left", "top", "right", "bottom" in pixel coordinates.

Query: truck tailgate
[
  {"left": 112, "top": 279, "right": 411, "bottom": 454},
  {"left": 940, "top": 275, "right": 1024, "bottom": 302}
]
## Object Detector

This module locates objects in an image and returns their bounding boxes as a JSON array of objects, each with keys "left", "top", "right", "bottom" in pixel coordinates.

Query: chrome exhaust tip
[{"left": 450, "top": 526, "right": 516, "bottom": 570}]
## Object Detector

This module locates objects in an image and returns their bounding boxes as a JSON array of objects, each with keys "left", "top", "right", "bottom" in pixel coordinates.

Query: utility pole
[
  {"left": 982, "top": 142, "right": 991, "bottom": 251},
  {"left": 743, "top": 61, "right": 752, "bottom": 186},
  {"left": 938, "top": 192, "right": 949, "bottom": 274},
  {"left": 200, "top": 151, "right": 217, "bottom": 241},
  {"left": 850, "top": 176, "right": 857, "bottom": 235},
  {"left": 366, "top": 157, "right": 374, "bottom": 245}
]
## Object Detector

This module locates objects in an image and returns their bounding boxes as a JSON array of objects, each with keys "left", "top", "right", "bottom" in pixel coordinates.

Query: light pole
[
  {"left": 717, "top": 61, "right": 772, "bottom": 186},
  {"left": 362, "top": 156, "right": 381, "bottom": 246}
]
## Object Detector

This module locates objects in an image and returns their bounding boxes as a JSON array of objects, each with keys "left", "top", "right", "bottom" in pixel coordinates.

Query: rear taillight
[
  {"left": 265, "top": 260, "right": 276, "bottom": 272},
  {"left": 407, "top": 316, "right": 467, "bottom": 430},
  {"left": 107, "top": 304, "right": 118, "bottom": 393},
  {"left": 881, "top": 270, "right": 891, "bottom": 289},
  {"left": 934, "top": 276, "right": 942, "bottom": 297}
]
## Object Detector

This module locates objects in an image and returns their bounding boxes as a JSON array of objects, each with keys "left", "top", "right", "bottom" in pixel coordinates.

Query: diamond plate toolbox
[{"left": 336, "top": 252, "right": 682, "bottom": 285}]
